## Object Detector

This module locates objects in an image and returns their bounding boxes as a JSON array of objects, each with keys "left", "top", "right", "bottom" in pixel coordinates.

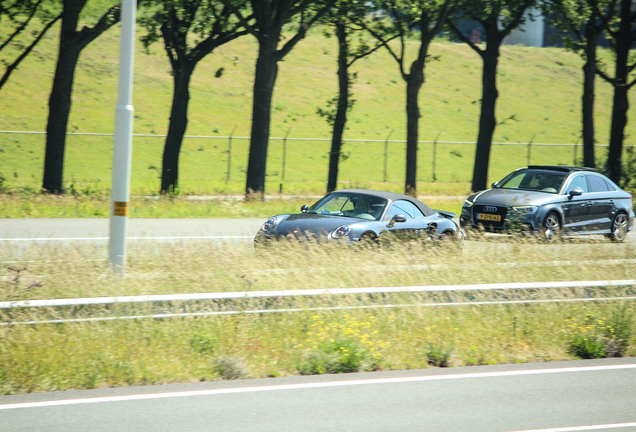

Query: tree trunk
[
  {"left": 327, "top": 23, "right": 349, "bottom": 194},
  {"left": 41, "top": 0, "right": 118, "bottom": 194},
  {"left": 605, "top": 0, "right": 633, "bottom": 184},
  {"left": 404, "top": 60, "right": 424, "bottom": 196},
  {"left": 42, "top": 4, "right": 84, "bottom": 194},
  {"left": 161, "top": 66, "right": 194, "bottom": 193},
  {"left": 607, "top": 83, "right": 629, "bottom": 183},
  {"left": 245, "top": 37, "right": 278, "bottom": 199},
  {"left": 471, "top": 45, "right": 499, "bottom": 192},
  {"left": 581, "top": 20, "right": 598, "bottom": 168}
]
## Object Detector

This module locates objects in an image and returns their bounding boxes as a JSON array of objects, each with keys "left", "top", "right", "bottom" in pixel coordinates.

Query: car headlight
[
  {"left": 512, "top": 206, "right": 538, "bottom": 214},
  {"left": 463, "top": 200, "right": 474, "bottom": 208},
  {"left": 261, "top": 217, "right": 278, "bottom": 232},
  {"left": 331, "top": 225, "right": 351, "bottom": 239}
]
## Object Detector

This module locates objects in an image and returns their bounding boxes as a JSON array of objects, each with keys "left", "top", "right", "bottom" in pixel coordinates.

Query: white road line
[
  {"left": 1, "top": 236, "right": 253, "bottom": 241},
  {"left": 0, "top": 364, "right": 634, "bottom": 411},
  {"left": 508, "top": 422, "right": 636, "bottom": 431}
]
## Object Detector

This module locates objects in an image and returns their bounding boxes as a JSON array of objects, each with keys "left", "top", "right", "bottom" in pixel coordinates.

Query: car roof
[
  {"left": 334, "top": 189, "right": 436, "bottom": 217},
  {"left": 524, "top": 165, "right": 600, "bottom": 173}
]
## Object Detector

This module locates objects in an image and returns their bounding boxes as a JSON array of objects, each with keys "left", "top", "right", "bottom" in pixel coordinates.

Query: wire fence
[{"left": 2, "top": 130, "right": 633, "bottom": 188}]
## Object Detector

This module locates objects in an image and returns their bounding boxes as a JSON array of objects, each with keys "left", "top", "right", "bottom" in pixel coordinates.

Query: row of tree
[{"left": 1, "top": 0, "right": 635, "bottom": 198}]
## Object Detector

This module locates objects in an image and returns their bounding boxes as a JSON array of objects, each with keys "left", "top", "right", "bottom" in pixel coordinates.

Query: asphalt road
[
  {"left": 0, "top": 218, "right": 634, "bottom": 247},
  {"left": 1, "top": 359, "right": 635, "bottom": 432},
  {"left": 0, "top": 218, "right": 265, "bottom": 241}
]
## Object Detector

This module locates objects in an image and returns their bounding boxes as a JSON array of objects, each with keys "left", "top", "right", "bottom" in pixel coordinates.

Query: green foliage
[
  {"left": 618, "top": 146, "right": 636, "bottom": 193},
  {"left": 425, "top": 343, "right": 453, "bottom": 367},
  {"left": 568, "top": 334, "right": 605, "bottom": 359},
  {"left": 603, "top": 305, "right": 634, "bottom": 357},
  {"left": 190, "top": 332, "right": 219, "bottom": 355},
  {"left": 566, "top": 304, "right": 634, "bottom": 359},
  {"left": 297, "top": 339, "right": 367, "bottom": 374},
  {"left": 212, "top": 356, "right": 248, "bottom": 380},
  {"left": 295, "top": 314, "right": 388, "bottom": 375}
]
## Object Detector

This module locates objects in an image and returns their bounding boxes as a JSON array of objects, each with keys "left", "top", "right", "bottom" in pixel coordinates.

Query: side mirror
[
  {"left": 388, "top": 214, "right": 407, "bottom": 228},
  {"left": 301, "top": 205, "right": 309, "bottom": 213},
  {"left": 568, "top": 189, "right": 583, "bottom": 199},
  {"left": 491, "top": 181, "right": 499, "bottom": 188}
]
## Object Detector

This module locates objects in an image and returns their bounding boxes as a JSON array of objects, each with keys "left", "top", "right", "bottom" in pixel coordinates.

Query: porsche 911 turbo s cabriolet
[
  {"left": 460, "top": 165, "right": 635, "bottom": 241},
  {"left": 254, "top": 189, "right": 463, "bottom": 248}
]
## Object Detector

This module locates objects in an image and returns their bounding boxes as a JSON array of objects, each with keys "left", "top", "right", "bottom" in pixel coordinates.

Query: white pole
[{"left": 109, "top": 0, "right": 136, "bottom": 275}]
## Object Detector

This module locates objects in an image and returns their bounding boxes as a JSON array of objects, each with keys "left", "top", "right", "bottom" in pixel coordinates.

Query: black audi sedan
[{"left": 460, "top": 165, "right": 635, "bottom": 241}]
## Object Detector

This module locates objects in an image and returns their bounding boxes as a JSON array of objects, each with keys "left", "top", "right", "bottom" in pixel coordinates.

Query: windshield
[
  {"left": 308, "top": 193, "right": 388, "bottom": 221},
  {"left": 496, "top": 170, "right": 567, "bottom": 193}
]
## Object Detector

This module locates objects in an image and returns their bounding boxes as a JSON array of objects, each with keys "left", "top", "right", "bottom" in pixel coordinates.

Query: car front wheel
[
  {"left": 608, "top": 212, "right": 628, "bottom": 242},
  {"left": 357, "top": 233, "right": 378, "bottom": 249},
  {"left": 542, "top": 212, "right": 561, "bottom": 242}
]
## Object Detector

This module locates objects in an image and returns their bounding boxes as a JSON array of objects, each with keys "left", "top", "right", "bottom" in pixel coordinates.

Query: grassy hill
[{"left": 0, "top": 20, "right": 632, "bottom": 196}]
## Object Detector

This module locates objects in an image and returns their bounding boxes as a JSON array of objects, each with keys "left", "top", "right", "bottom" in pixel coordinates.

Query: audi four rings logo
[{"left": 483, "top": 206, "right": 498, "bottom": 212}]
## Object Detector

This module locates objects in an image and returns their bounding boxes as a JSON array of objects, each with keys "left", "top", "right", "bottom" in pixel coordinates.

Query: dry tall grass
[{"left": 1, "top": 238, "right": 634, "bottom": 394}]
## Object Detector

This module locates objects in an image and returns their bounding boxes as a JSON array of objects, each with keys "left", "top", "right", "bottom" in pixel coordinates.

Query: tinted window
[
  {"left": 498, "top": 170, "right": 566, "bottom": 193},
  {"left": 308, "top": 193, "right": 388, "bottom": 220},
  {"left": 565, "top": 175, "right": 588, "bottom": 193},
  {"left": 587, "top": 175, "right": 612, "bottom": 192},
  {"left": 386, "top": 200, "right": 424, "bottom": 220}
]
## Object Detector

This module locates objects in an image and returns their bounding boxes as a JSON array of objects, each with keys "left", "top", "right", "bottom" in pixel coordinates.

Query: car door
[
  {"left": 562, "top": 174, "right": 591, "bottom": 231},
  {"left": 382, "top": 200, "right": 428, "bottom": 241},
  {"left": 585, "top": 174, "right": 614, "bottom": 231}
]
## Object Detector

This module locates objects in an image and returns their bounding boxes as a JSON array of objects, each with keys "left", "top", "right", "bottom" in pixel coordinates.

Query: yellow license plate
[{"left": 477, "top": 213, "right": 501, "bottom": 222}]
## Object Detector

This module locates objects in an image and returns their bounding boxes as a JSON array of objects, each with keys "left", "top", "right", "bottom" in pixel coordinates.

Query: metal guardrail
[
  {"left": 4, "top": 297, "right": 636, "bottom": 326},
  {"left": 2, "top": 279, "right": 635, "bottom": 325},
  {"left": 2, "top": 279, "right": 635, "bottom": 310}
]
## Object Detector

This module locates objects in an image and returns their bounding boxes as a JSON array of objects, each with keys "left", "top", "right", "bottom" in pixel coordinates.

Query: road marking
[
  {"left": 508, "top": 422, "right": 636, "bottom": 431},
  {"left": 1, "top": 236, "right": 253, "bottom": 241},
  {"left": 1, "top": 364, "right": 634, "bottom": 411}
]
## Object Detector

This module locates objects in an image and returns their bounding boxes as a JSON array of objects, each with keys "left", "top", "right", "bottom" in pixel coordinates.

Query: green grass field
[{"left": 1, "top": 19, "right": 633, "bottom": 197}]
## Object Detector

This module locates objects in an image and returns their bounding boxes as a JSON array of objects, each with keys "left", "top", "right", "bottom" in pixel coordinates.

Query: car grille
[{"left": 472, "top": 205, "right": 507, "bottom": 230}]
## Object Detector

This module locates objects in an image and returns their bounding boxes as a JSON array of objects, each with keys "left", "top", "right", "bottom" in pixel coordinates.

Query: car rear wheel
[
  {"left": 541, "top": 212, "right": 561, "bottom": 242},
  {"left": 608, "top": 212, "right": 628, "bottom": 242},
  {"left": 438, "top": 231, "right": 455, "bottom": 244}
]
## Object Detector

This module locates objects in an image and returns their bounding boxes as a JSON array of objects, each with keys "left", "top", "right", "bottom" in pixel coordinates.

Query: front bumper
[
  {"left": 254, "top": 230, "right": 352, "bottom": 248},
  {"left": 460, "top": 206, "right": 541, "bottom": 233}
]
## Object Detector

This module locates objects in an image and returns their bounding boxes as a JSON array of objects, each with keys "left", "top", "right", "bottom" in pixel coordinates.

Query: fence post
[
  {"left": 432, "top": 130, "right": 444, "bottom": 182},
  {"left": 282, "top": 127, "right": 291, "bottom": 181},
  {"left": 225, "top": 125, "right": 237, "bottom": 183},
  {"left": 527, "top": 133, "right": 537, "bottom": 166},
  {"left": 573, "top": 141, "right": 578, "bottom": 166},
  {"left": 383, "top": 129, "right": 393, "bottom": 182}
]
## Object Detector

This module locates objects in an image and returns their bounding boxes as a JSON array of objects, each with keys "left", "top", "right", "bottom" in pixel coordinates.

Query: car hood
[
  {"left": 275, "top": 213, "right": 366, "bottom": 237},
  {"left": 474, "top": 189, "right": 562, "bottom": 207}
]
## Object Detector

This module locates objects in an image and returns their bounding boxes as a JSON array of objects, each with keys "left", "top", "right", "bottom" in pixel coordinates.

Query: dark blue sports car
[
  {"left": 460, "top": 165, "right": 634, "bottom": 241},
  {"left": 255, "top": 189, "right": 462, "bottom": 247}
]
